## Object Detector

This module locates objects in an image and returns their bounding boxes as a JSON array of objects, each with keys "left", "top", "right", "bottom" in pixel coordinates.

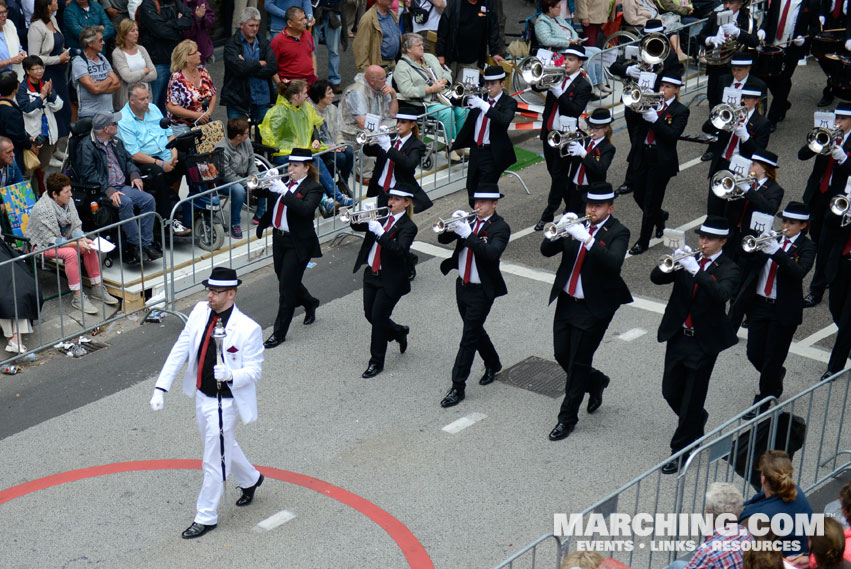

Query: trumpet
[
  {"left": 518, "top": 56, "right": 567, "bottom": 90},
  {"left": 639, "top": 33, "right": 671, "bottom": 66},
  {"left": 544, "top": 215, "right": 591, "bottom": 241},
  {"left": 657, "top": 248, "right": 704, "bottom": 273},
  {"left": 355, "top": 127, "right": 400, "bottom": 145},
  {"left": 246, "top": 169, "right": 289, "bottom": 190},
  {"left": 447, "top": 82, "right": 488, "bottom": 107},
  {"left": 830, "top": 194, "right": 851, "bottom": 227},
  {"left": 338, "top": 206, "right": 391, "bottom": 224},
  {"left": 546, "top": 130, "right": 592, "bottom": 155},
  {"left": 709, "top": 103, "right": 748, "bottom": 132},
  {"left": 621, "top": 84, "right": 665, "bottom": 112},
  {"left": 807, "top": 126, "right": 843, "bottom": 155},
  {"left": 710, "top": 169, "right": 758, "bottom": 200},
  {"left": 742, "top": 229, "right": 788, "bottom": 253},
  {"left": 432, "top": 209, "right": 480, "bottom": 233}
]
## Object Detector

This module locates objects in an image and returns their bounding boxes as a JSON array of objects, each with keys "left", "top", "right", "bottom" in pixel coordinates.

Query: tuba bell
[
  {"left": 639, "top": 33, "right": 671, "bottom": 67},
  {"left": 709, "top": 103, "right": 748, "bottom": 132},
  {"left": 710, "top": 169, "right": 757, "bottom": 200},
  {"left": 518, "top": 56, "right": 567, "bottom": 90},
  {"left": 807, "top": 127, "right": 843, "bottom": 155}
]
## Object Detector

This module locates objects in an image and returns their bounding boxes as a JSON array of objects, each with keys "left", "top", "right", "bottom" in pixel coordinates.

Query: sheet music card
[
  {"left": 814, "top": 111, "right": 835, "bottom": 129},
  {"left": 717, "top": 9, "right": 733, "bottom": 26},
  {"left": 723, "top": 87, "right": 743, "bottom": 105},
  {"left": 624, "top": 45, "right": 639, "bottom": 61},
  {"left": 750, "top": 212, "right": 774, "bottom": 235},
  {"left": 638, "top": 71, "right": 657, "bottom": 91},
  {"left": 364, "top": 113, "right": 381, "bottom": 132},
  {"left": 535, "top": 48, "right": 555, "bottom": 67},
  {"left": 461, "top": 67, "right": 480, "bottom": 86},
  {"left": 729, "top": 154, "right": 752, "bottom": 177},
  {"left": 558, "top": 116, "right": 578, "bottom": 132},
  {"left": 663, "top": 229, "right": 686, "bottom": 250}
]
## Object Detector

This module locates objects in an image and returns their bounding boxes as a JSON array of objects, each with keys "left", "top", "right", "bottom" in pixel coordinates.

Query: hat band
[
  {"left": 741, "top": 90, "right": 760, "bottom": 97},
  {"left": 588, "top": 192, "right": 615, "bottom": 201},
  {"left": 836, "top": 110, "right": 851, "bottom": 117},
  {"left": 699, "top": 225, "right": 729, "bottom": 236},
  {"left": 473, "top": 192, "right": 501, "bottom": 199},
  {"left": 289, "top": 155, "right": 312, "bottom": 161},
  {"left": 644, "top": 25, "right": 664, "bottom": 32},
  {"left": 588, "top": 117, "right": 612, "bottom": 125},
  {"left": 207, "top": 278, "right": 239, "bottom": 287},
  {"left": 396, "top": 113, "right": 419, "bottom": 120},
  {"left": 661, "top": 77, "right": 682, "bottom": 85},
  {"left": 782, "top": 211, "right": 809, "bottom": 220},
  {"left": 752, "top": 154, "right": 777, "bottom": 167},
  {"left": 484, "top": 72, "right": 506, "bottom": 80},
  {"left": 563, "top": 48, "right": 585, "bottom": 58},
  {"left": 730, "top": 59, "right": 752, "bottom": 66}
]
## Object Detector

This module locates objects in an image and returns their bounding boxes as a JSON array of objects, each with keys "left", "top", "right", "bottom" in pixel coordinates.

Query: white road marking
[
  {"left": 509, "top": 225, "right": 537, "bottom": 242},
  {"left": 255, "top": 510, "right": 296, "bottom": 532},
  {"left": 679, "top": 156, "right": 705, "bottom": 172},
  {"left": 618, "top": 328, "right": 647, "bottom": 342},
  {"left": 797, "top": 324, "right": 838, "bottom": 347},
  {"left": 442, "top": 412, "right": 488, "bottom": 434}
]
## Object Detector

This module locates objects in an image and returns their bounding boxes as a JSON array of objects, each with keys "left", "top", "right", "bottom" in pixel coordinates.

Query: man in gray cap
[{"left": 77, "top": 110, "right": 158, "bottom": 264}]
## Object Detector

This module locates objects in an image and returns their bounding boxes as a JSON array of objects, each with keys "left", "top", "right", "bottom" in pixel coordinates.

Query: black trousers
[
  {"left": 272, "top": 230, "right": 314, "bottom": 339},
  {"left": 541, "top": 144, "right": 572, "bottom": 223},
  {"left": 745, "top": 298, "right": 796, "bottom": 400},
  {"left": 363, "top": 268, "right": 406, "bottom": 366},
  {"left": 136, "top": 161, "right": 182, "bottom": 224},
  {"left": 706, "top": 65, "right": 728, "bottom": 108},
  {"left": 763, "top": 46, "right": 805, "bottom": 123},
  {"left": 662, "top": 333, "right": 718, "bottom": 452},
  {"left": 466, "top": 145, "right": 501, "bottom": 207},
  {"left": 451, "top": 279, "right": 500, "bottom": 391},
  {"left": 633, "top": 146, "right": 673, "bottom": 247},
  {"left": 828, "top": 257, "right": 851, "bottom": 372},
  {"left": 553, "top": 294, "right": 613, "bottom": 425}
]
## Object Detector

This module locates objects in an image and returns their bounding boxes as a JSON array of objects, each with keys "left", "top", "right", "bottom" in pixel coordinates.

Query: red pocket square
[{"left": 227, "top": 346, "right": 239, "bottom": 353}]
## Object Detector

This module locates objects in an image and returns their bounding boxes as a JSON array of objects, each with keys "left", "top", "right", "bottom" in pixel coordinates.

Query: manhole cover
[{"left": 497, "top": 356, "right": 565, "bottom": 399}]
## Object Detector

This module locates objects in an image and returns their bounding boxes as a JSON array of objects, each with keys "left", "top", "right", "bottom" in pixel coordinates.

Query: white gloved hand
[
  {"left": 673, "top": 247, "right": 685, "bottom": 257},
  {"left": 722, "top": 22, "right": 739, "bottom": 37},
  {"left": 549, "top": 80, "right": 567, "bottom": 98},
  {"left": 706, "top": 36, "right": 719, "bottom": 47},
  {"left": 682, "top": 244, "right": 693, "bottom": 253},
  {"left": 832, "top": 145, "right": 848, "bottom": 163},
  {"left": 454, "top": 221, "right": 472, "bottom": 238},
  {"left": 643, "top": 109, "right": 659, "bottom": 123},
  {"left": 734, "top": 124, "right": 750, "bottom": 141},
  {"left": 819, "top": 15, "right": 826, "bottom": 26},
  {"left": 845, "top": 39, "right": 851, "bottom": 52},
  {"left": 567, "top": 141, "right": 587, "bottom": 157},
  {"left": 757, "top": 29, "right": 766, "bottom": 42},
  {"left": 150, "top": 389, "right": 164, "bottom": 411},
  {"left": 269, "top": 178, "right": 287, "bottom": 194},
  {"left": 737, "top": 179, "right": 752, "bottom": 192},
  {"left": 762, "top": 234, "right": 781, "bottom": 255},
  {"left": 452, "top": 209, "right": 468, "bottom": 218},
  {"left": 468, "top": 95, "right": 489, "bottom": 112},
  {"left": 626, "top": 65, "right": 641, "bottom": 79},
  {"left": 680, "top": 254, "right": 700, "bottom": 275},
  {"left": 566, "top": 222, "right": 591, "bottom": 243},
  {"left": 368, "top": 219, "right": 384, "bottom": 236},
  {"left": 214, "top": 364, "right": 232, "bottom": 383},
  {"left": 378, "top": 135, "right": 391, "bottom": 151},
  {"left": 560, "top": 211, "right": 579, "bottom": 223},
  {"left": 793, "top": 35, "right": 805, "bottom": 47}
]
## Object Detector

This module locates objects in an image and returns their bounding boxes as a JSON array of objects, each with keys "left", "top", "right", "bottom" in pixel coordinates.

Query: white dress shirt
[
  {"left": 367, "top": 211, "right": 403, "bottom": 269},
  {"left": 271, "top": 176, "right": 305, "bottom": 233},
  {"left": 377, "top": 133, "right": 413, "bottom": 189},
  {"left": 757, "top": 232, "right": 799, "bottom": 299},
  {"left": 457, "top": 215, "right": 491, "bottom": 284}
]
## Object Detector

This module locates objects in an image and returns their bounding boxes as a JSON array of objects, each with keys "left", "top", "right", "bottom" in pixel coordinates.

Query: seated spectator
[
  {"left": 265, "top": 0, "right": 314, "bottom": 37},
  {"left": 0, "top": 135, "right": 23, "bottom": 185},
  {"left": 621, "top": 0, "right": 691, "bottom": 62},
  {"left": 308, "top": 79, "right": 353, "bottom": 195},
  {"left": 136, "top": 0, "right": 192, "bottom": 113},
  {"left": 222, "top": 6, "right": 278, "bottom": 123},
  {"left": 560, "top": 551, "right": 603, "bottom": 569},
  {"left": 16, "top": 55, "right": 63, "bottom": 194},
  {"left": 353, "top": 0, "right": 399, "bottom": 73},
  {"left": 259, "top": 79, "right": 353, "bottom": 214},
  {"left": 743, "top": 540, "right": 785, "bottom": 569},
  {"left": 165, "top": 38, "right": 216, "bottom": 136},
  {"left": 183, "top": 0, "right": 215, "bottom": 66},
  {"left": 535, "top": 0, "right": 609, "bottom": 98},
  {"left": 0, "top": 237, "right": 39, "bottom": 354},
  {"left": 0, "top": 69, "right": 40, "bottom": 175},
  {"left": 340, "top": 64, "right": 398, "bottom": 145},
  {"left": 24, "top": 172, "right": 120, "bottom": 313},
  {"left": 0, "top": 0, "right": 26, "bottom": 80},
  {"left": 740, "top": 451, "right": 813, "bottom": 564},
  {"left": 679, "top": 483, "right": 752, "bottom": 569},
  {"left": 111, "top": 18, "right": 156, "bottom": 110},
  {"left": 62, "top": 0, "right": 114, "bottom": 51},
  {"left": 214, "top": 118, "right": 258, "bottom": 239},
  {"left": 840, "top": 482, "right": 851, "bottom": 562},
  {"left": 810, "top": 518, "right": 851, "bottom": 569},
  {"left": 72, "top": 26, "right": 120, "bottom": 118},
  {"left": 116, "top": 82, "right": 191, "bottom": 236},
  {"left": 77, "top": 110, "right": 159, "bottom": 264},
  {"left": 270, "top": 6, "right": 317, "bottom": 85}
]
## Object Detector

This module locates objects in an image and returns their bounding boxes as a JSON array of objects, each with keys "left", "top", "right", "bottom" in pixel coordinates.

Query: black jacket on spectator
[
  {"left": 137, "top": 0, "right": 193, "bottom": 65},
  {"left": 77, "top": 133, "right": 142, "bottom": 197},
  {"left": 221, "top": 30, "right": 278, "bottom": 115},
  {"left": 0, "top": 98, "right": 33, "bottom": 174},
  {"left": 0, "top": 240, "right": 42, "bottom": 322},
  {"left": 435, "top": 0, "right": 502, "bottom": 67}
]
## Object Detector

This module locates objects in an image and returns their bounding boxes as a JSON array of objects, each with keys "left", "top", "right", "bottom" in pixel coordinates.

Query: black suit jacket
[
  {"left": 799, "top": 135, "right": 851, "bottom": 203},
  {"left": 540, "top": 216, "right": 633, "bottom": 320},
  {"left": 257, "top": 178, "right": 323, "bottom": 261},
  {"left": 627, "top": 99, "right": 690, "bottom": 176},
  {"left": 725, "top": 178, "right": 784, "bottom": 236},
  {"left": 730, "top": 234, "right": 816, "bottom": 327},
  {"left": 452, "top": 90, "right": 518, "bottom": 170},
  {"left": 816, "top": 211, "right": 851, "bottom": 287},
  {"left": 352, "top": 213, "right": 418, "bottom": 299},
  {"left": 651, "top": 252, "right": 741, "bottom": 354},
  {"left": 608, "top": 51, "right": 683, "bottom": 83},
  {"left": 364, "top": 135, "right": 433, "bottom": 214},
  {"left": 820, "top": 0, "right": 851, "bottom": 38},
  {"left": 438, "top": 213, "right": 510, "bottom": 300},
  {"left": 760, "top": 0, "right": 820, "bottom": 47},
  {"left": 702, "top": 110, "right": 771, "bottom": 176},
  {"left": 539, "top": 74, "right": 592, "bottom": 141},
  {"left": 697, "top": 7, "right": 760, "bottom": 57},
  {"left": 566, "top": 137, "right": 616, "bottom": 184}
]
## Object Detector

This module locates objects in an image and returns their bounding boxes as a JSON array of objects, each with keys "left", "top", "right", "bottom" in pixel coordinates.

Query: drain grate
[{"left": 497, "top": 356, "right": 565, "bottom": 398}]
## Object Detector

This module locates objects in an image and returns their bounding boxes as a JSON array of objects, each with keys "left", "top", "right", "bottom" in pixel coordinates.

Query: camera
[{"left": 33, "top": 135, "right": 48, "bottom": 147}]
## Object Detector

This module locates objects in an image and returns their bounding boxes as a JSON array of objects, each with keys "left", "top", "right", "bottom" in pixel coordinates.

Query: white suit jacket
[{"left": 156, "top": 301, "right": 264, "bottom": 424}]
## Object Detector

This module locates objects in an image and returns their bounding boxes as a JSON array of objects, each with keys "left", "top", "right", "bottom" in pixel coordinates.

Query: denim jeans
[
  {"left": 114, "top": 185, "right": 156, "bottom": 246},
  {"left": 272, "top": 154, "right": 348, "bottom": 203},
  {"left": 151, "top": 64, "right": 172, "bottom": 114},
  {"left": 226, "top": 104, "right": 271, "bottom": 123},
  {"left": 221, "top": 182, "right": 246, "bottom": 228},
  {"left": 314, "top": 12, "right": 342, "bottom": 85},
  {"left": 325, "top": 145, "right": 354, "bottom": 180},
  {"left": 584, "top": 46, "right": 604, "bottom": 86}
]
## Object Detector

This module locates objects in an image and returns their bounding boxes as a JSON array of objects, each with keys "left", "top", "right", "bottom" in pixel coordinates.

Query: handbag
[{"left": 22, "top": 149, "right": 41, "bottom": 172}]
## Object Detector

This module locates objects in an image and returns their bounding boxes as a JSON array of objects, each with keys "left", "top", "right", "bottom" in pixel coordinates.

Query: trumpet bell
[
  {"left": 807, "top": 127, "right": 840, "bottom": 155},
  {"left": 709, "top": 103, "right": 746, "bottom": 132},
  {"left": 546, "top": 130, "right": 562, "bottom": 148},
  {"left": 830, "top": 195, "right": 850, "bottom": 216},
  {"left": 543, "top": 222, "right": 560, "bottom": 240}
]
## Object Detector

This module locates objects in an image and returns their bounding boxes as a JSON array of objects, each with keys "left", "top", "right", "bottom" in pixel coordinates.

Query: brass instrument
[
  {"left": 432, "top": 209, "right": 480, "bottom": 233},
  {"left": 338, "top": 206, "right": 391, "bottom": 224},
  {"left": 518, "top": 56, "right": 567, "bottom": 90},
  {"left": 830, "top": 194, "right": 851, "bottom": 227},
  {"left": 447, "top": 82, "right": 489, "bottom": 107},
  {"left": 658, "top": 248, "right": 704, "bottom": 273},
  {"left": 355, "top": 127, "right": 400, "bottom": 145},
  {"left": 546, "top": 130, "right": 592, "bottom": 156},
  {"left": 621, "top": 84, "right": 665, "bottom": 112},
  {"left": 544, "top": 214, "right": 591, "bottom": 241},
  {"left": 710, "top": 169, "right": 758, "bottom": 200},
  {"left": 639, "top": 33, "right": 671, "bottom": 66},
  {"left": 742, "top": 229, "right": 788, "bottom": 253},
  {"left": 698, "top": 35, "right": 741, "bottom": 65},
  {"left": 709, "top": 103, "right": 748, "bottom": 132},
  {"left": 807, "top": 127, "right": 843, "bottom": 155},
  {"left": 246, "top": 169, "right": 289, "bottom": 190}
]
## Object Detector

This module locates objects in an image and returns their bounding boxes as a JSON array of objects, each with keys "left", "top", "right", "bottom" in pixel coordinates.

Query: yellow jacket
[{"left": 259, "top": 95, "right": 328, "bottom": 156}]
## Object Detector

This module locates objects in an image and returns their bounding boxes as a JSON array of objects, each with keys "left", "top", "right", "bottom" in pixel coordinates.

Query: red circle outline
[{"left": 0, "top": 460, "right": 434, "bottom": 569}]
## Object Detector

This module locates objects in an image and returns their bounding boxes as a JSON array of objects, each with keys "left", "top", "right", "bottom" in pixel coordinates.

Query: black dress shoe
[
  {"left": 587, "top": 373, "right": 610, "bottom": 414},
  {"left": 409, "top": 266, "right": 417, "bottom": 281},
  {"left": 700, "top": 150, "right": 714, "bottom": 162},
  {"left": 398, "top": 326, "right": 409, "bottom": 353},
  {"left": 548, "top": 422, "right": 575, "bottom": 441},
  {"left": 768, "top": 121, "right": 777, "bottom": 133},
  {"left": 820, "top": 370, "right": 836, "bottom": 382},
  {"left": 440, "top": 388, "right": 465, "bottom": 408},
  {"left": 236, "top": 474, "right": 264, "bottom": 506},
  {"left": 143, "top": 245, "right": 162, "bottom": 261},
  {"left": 533, "top": 220, "right": 547, "bottom": 231},
  {"left": 479, "top": 366, "right": 501, "bottom": 385},
  {"left": 362, "top": 363, "right": 383, "bottom": 378},
  {"left": 123, "top": 245, "right": 141, "bottom": 265},
  {"left": 182, "top": 522, "right": 216, "bottom": 539},
  {"left": 661, "top": 459, "right": 680, "bottom": 475},
  {"left": 803, "top": 292, "right": 822, "bottom": 308},
  {"left": 617, "top": 184, "right": 632, "bottom": 195},
  {"left": 303, "top": 298, "right": 319, "bottom": 325},
  {"left": 629, "top": 242, "right": 648, "bottom": 255},
  {"left": 263, "top": 333, "right": 285, "bottom": 349},
  {"left": 818, "top": 94, "right": 834, "bottom": 108},
  {"left": 655, "top": 210, "right": 669, "bottom": 239}
]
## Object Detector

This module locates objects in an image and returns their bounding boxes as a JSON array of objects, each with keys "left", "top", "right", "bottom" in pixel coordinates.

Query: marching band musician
[
  {"left": 534, "top": 44, "right": 592, "bottom": 233},
  {"left": 800, "top": 102, "right": 851, "bottom": 308},
  {"left": 437, "top": 183, "right": 510, "bottom": 408},
  {"left": 540, "top": 183, "right": 632, "bottom": 441},
  {"left": 255, "top": 148, "right": 324, "bottom": 350},
  {"left": 729, "top": 202, "right": 815, "bottom": 417},
  {"left": 451, "top": 65, "right": 518, "bottom": 207},
  {"left": 820, "top": 188, "right": 851, "bottom": 380},
  {"left": 756, "top": 0, "right": 820, "bottom": 131},
  {"left": 627, "top": 74, "right": 690, "bottom": 255},
  {"left": 352, "top": 187, "right": 418, "bottom": 379},
  {"left": 816, "top": 0, "right": 851, "bottom": 107},
  {"left": 562, "top": 108, "right": 616, "bottom": 216},
  {"left": 651, "top": 216, "right": 741, "bottom": 474}
]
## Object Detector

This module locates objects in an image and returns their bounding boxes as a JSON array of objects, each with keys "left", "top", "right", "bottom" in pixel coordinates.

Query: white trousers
[{"left": 195, "top": 391, "right": 260, "bottom": 525}]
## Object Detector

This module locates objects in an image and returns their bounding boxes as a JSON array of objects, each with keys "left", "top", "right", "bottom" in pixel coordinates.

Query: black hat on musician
[
  {"left": 585, "top": 182, "right": 616, "bottom": 204},
  {"left": 741, "top": 81, "right": 763, "bottom": 99},
  {"left": 836, "top": 103, "right": 851, "bottom": 118},
  {"left": 779, "top": 201, "right": 810, "bottom": 221},
  {"left": 472, "top": 182, "right": 504, "bottom": 200},
  {"left": 483, "top": 66, "right": 506, "bottom": 82},
  {"left": 388, "top": 187, "right": 414, "bottom": 198},
  {"left": 695, "top": 215, "right": 730, "bottom": 237},
  {"left": 396, "top": 104, "right": 422, "bottom": 121},
  {"left": 561, "top": 44, "right": 587, "bottom": 60},
  {"left": 587, "top": 108, "right": 612, "bottom": 126},
  {"left": 202, "top": 267, "right": 243, "bottom": 288},
  {"left": 730, "top": 52, "right": 754, "bottom": 67},
  {"left": 752, "top": 150, "right": 778, "bottom": 168},
  {"left": 659, "top": 74, "right": 682, "bottom": 87},
  {"left": 643, "top": 19, "right": 665, "bottom": 34},
  {"left": 289, "top": 147, "right": 314, "bottom": 162}
]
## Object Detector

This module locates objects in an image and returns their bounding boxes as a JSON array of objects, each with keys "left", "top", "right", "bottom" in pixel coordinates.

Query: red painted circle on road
[{"left": 0, "top": 460, "right": 434, "bottom": 569}]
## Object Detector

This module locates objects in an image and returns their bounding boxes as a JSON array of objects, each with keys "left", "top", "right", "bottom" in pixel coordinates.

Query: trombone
[
  {"left": 544, "top": 214, "right": 591, "bottom": 241},
  {"left": 710, "top": 169, "right": 758, "bottom": 200},
  {"left": 546, "top": 130, "right": 592, "bottom": 156},
  {"left": 807, "top": 126, "right": 843, "bottom": 155},
  {"left": 621, "top": 84, "right": 665, "bottom": 112},
  {"left": 338, "top": 206, "right": 391, "bottom": 224},
  {"left": 246, "top": 169, "right": 289, "bottom": 190},
  {"left": 355, "top": 127, "right": 400, "bottom": 145},
  {"left": 518, "top": 56, "right": 567, "bottom": 90},
  {"left": 830, "top": 194, "right": 851, "bottom": 227},
  {"left": 742, "top": 229, "right": 788, "bottom": 253},
  {"left": 657, "top": 247, "right": 704, "bottom": 273},
  {"left": 432, "top": 209, "right": 480, "bottom": 233},
  {"left": 709, "top": 103, "right": 747, "bottom": 132}
]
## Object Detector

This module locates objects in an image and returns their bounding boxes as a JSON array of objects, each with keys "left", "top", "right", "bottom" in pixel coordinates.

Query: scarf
[{"left": 51, "top": 198, "right": 74, "bottom": 238}]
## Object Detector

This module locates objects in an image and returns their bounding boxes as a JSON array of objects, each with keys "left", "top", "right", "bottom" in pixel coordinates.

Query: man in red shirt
[{"left": 270, "top": 6, "right": 318, "bottom": 85}]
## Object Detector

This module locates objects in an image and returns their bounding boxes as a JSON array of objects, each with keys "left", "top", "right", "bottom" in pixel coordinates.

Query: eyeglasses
[
  {"left": 0, "top": 10, "right": 8, "bottom": 15},
  {"left": 206, "top": 288, "right": 229, "bottom": 295}
]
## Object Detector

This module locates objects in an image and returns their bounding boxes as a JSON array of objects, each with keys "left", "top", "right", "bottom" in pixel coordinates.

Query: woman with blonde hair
[
  {"left": 165, "top": 39, "right": 216, "bottom": 136},
  {"left": 111, "top": 18, "right": 157, "bottom": 109}
]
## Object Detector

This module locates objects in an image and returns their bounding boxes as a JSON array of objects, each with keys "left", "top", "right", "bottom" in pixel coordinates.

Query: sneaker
[
  {"left": 340, "top": 196, "right": 354, "bottom": 208},
  {"left": 172, "top": 219, "right": 192, "bottom": 236},
  {"left": 231, "top": 225, "right": 243, "bottom": 239},
  {"left": 5, "top": 340, "right": 26, "bottom": 354},
  {"left": 88, "top": 285, "right": 120, "bottom": 305},
  {"left": 251, "top": 215, "right": 261, "bottom": 225},
  {"left": 71, "top": 293, "right": 99, "bottom": 314}
]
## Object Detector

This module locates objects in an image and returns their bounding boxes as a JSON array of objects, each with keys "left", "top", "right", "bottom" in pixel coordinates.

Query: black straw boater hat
[
  {"left": 588, "top": 108, "right": 612, "bottom": 126},
  {"left": 388, "top": 187, "right": 414, "bottom": 198},
  {"left": 695, "top": 215, "right": 730, "bottom": 237},
  {"left": 836, "top": 102, "right": 851, "bottom": 117},
  {"left": 289, "top": 147, "right": 314, "bottom": 162},
  {"left": 202, "top": 267, "right": 242, "bottom": 288},
  {"left": 562, "top": 45, "right": 587, "bottom": 60},
  {"left": 751, "top": 150, "right": 778, "bottom": 168},
  {"left": 472, "top": 182, "right": 504, "bottom": 200},
  {"left": 483, "top": 66, "right": 506, "bottom": 81},
  {"left": 643, "top": 19, "right": 665, "bottom": 33},
  {"left": 730, "top": 52, "right": 754, "bottom": 67},
  {"left": 585, "top": 182, "right": 616, "bottom": 204},
  {"left": 779, "top": 201, "right": 810, "bottom": 221},
  {"left": 396, "top": 104, "right": 422, "bottom": 121}
]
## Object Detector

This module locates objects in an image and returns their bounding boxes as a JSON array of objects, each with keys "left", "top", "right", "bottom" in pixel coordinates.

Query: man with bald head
[{"left": 340, "top": 65, "right": 399, "bottom": 174}]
